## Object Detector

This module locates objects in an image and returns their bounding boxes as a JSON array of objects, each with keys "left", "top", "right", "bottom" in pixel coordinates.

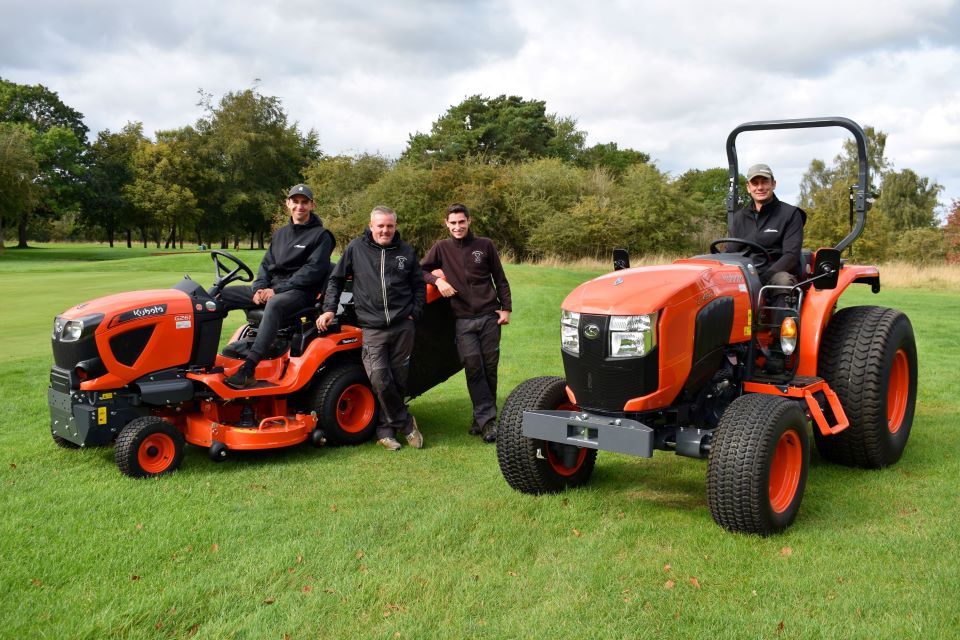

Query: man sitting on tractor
[
  {"left": 727, "top": 163, "right": 806, "bottom": 288},
  {"left": 222, "top": 184, "right": 335, "bottom": 389}
]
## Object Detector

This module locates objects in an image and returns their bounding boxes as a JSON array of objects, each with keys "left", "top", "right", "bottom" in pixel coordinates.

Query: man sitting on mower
[
  {"left": 727, "top": 163, "right": 805, "bottom": 288},
  {"left": 221, "top": 184, "right": 335, "bottom": 389}
]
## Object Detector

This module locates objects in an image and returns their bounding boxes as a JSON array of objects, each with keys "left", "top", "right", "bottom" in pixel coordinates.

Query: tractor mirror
[
  {"left": 613, "top": 248, "right": 630, "bottom": 271},
  {"left": 811, "top": 248, "right": 841, "bottom": 290}
]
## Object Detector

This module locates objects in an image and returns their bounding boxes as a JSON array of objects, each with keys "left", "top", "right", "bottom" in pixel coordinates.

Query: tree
[
  {"left": 0, "top": 123, "right": 39, "bottom": 252},
  {"left": 576, "top": 142, "right": 650, "bottom": 178},
  {"left": 81, "top": 122, "right": 147, "bottom": 247},
  {"left": 197, "top": 88, "right": 320, "bottom": 248},
  {"left": 0, "top": 78, "right": 89, "bottom": 247},
  {"left": 944, "top": 199, "right": 960, "bottom": 264},
  {"left": 872, "top": 168, "right": 942, "bottom": 233},
  {"left": 402, "top": 95, "right": 560, "bottom": 164}
]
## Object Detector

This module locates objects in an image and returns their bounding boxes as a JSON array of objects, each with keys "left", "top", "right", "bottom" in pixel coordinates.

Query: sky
[{"left": 3, "top": 0, "right": 960, "bottom": 214}]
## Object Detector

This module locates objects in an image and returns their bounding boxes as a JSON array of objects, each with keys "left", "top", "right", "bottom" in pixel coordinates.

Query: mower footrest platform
[{"left": 522, "top": 409, "right": 654, "bottom": 457}]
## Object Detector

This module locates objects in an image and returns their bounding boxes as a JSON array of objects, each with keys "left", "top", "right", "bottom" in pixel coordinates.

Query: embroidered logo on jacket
[
  {"left": 763, "top": 228, "right": 779, "bottom": 233},
  {"left": 294, "top": 244, "right": 307, "bottom": 248},
  {"left": 396, "top": 256, "right": 407, "bottom": 270},
  {"left": 472, "top": 250, "right": 484, "bottom": 263}
]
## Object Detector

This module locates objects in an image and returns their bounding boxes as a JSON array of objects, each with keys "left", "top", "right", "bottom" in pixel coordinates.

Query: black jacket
[
  {"left": 728, "top": 195, "right": 805, "bottom": 279},
  {"left": 253, "top": 213, "right": 335, "bottom": 297},
  {"left": 421, "top": 231, "right": 512, "bottom": 318},
  {"left": 323, "top": 228, "right": 425, "bottom": 329}
]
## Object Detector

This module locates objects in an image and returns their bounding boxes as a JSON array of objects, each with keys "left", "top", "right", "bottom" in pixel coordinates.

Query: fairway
[{"left": 1, "top": 247, "right": 958, "bottom": 639}]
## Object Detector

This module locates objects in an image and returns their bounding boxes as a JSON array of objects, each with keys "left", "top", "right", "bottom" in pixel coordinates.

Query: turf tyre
[
  {"left": 707, "top": 394, "right": 809, "bottom": 535},
  {"left": 496, "top": 376, "right": 597, "bottom": 494},
  {"left": 115, "top": 416, "right": 185, "bottom": 478},
  {"left": 309, "top": 364, "right": 379, "bottom": 445},
  {"left": 815, "top": 306, "right": 917, "bottom": 468}
]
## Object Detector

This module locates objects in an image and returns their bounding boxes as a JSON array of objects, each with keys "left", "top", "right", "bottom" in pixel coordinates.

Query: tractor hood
[{"left": 562, "top": 263, "right": 711, "bottom": 316}]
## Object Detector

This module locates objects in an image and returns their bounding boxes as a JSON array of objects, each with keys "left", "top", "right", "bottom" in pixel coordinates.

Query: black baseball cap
[{"left": 287, "top": 184, "right": 314, "bottom": 200}]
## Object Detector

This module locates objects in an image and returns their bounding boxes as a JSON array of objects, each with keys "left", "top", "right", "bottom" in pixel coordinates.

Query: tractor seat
[{"left": 245, "top": 304, "right": 319, "bottom": 328}]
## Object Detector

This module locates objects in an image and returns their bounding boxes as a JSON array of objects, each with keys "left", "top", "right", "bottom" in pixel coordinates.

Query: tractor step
[{"left": 743, "top": 378, "right": 849, "bottom": 436}]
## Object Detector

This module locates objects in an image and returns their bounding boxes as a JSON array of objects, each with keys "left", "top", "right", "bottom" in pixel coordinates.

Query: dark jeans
[
  {"left": 455, "top": 313, "right": 501, "bottom": 428},
  {"left": 361, "top": 320, "right": 416, "bottom": 439},
  {"left": 220, "top": 285, "right": 312, "bottom": 364}
]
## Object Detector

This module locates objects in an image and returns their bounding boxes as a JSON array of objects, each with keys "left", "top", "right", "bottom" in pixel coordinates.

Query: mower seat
[{"left": 244, "top": 304, "right": 319, "bottom": 328}]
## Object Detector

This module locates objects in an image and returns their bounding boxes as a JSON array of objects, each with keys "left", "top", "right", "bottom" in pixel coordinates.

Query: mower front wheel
[
  {"left": 496, "top": 376, "right": 597, "bottom": 494},
  {"left": 310, "top": 364, "right": 379, "bottom": 445},
  {"left": 707, "top": 394, "right": 809, "bottom": 535},
  {"left": 115, "top": 416, "right": 185, "bottom": 478}
]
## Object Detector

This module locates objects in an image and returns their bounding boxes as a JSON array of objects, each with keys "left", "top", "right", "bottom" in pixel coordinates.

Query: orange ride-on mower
[
  {"left": 49, "top": 250, "right": 460, "bottom": 477},
  {"left": 496, "top": 117, "right": 918, "bottom": 535}
]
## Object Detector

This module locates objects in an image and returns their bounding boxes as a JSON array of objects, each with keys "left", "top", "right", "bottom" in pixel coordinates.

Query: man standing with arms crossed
[
  {"left": 421, "top": 203, "right": 512, "bottom": 443},
  {"left": 316, "top": 206, "right": 426, "bottom": 451}
]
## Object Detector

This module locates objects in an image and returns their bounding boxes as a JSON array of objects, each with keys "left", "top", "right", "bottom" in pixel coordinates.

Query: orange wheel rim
[
  {"left": 887, "top": 349, "right": 909, "bottom": 434},
  {"left": 769, "top": 429, "right": 802, "bottom": 514},
  {"left": 546, "top": 445, "right": 588, "bottom": 476},
  {"left": 337, "top": 384, "right": 376, "bottom": 433},
  {"left": 138, "top": 433, "right": 176, "bottom": 474}
]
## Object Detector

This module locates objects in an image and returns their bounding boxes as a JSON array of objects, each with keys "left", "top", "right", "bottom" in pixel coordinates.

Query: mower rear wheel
[
  {"left": 707, "top": 394, "right": 809, "bottom": 535},
  {"left": 115, "top": 416, "right": 185, "bottom": 478},
  {"left": 816, "top": 306, "right": 918, "bottom": 468},
  {"left": 496, "top": 376, "right": 597, "bottom": 494},
  {"left": 309, "top": 364, "right": 378, "bottom": 445},
  {"left": 51, "top": 431, "right": 80, "bottom": 449}
]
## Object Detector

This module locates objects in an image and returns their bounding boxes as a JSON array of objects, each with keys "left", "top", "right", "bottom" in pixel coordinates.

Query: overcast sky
[{"left": 3, "top": 0, "right": 959, "bottom": 214}]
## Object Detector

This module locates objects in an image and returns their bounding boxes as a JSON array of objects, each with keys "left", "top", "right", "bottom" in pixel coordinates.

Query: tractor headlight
[
  {"left": 609, "top": 313, "right": 658, "bottom": 358},
  {"left": 61, "top": 320, "right": 85, "bottom": 342},
  {"left": 54, "top": 314, "right": 103, "bottom": 343},
  {"left": 561, "top": 309, "right": 580, "bottom": 355}
]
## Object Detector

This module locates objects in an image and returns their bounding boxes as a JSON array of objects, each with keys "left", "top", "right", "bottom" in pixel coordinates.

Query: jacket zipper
[{"left": 380, "top": 247, "right": 390, "bottom": 324}]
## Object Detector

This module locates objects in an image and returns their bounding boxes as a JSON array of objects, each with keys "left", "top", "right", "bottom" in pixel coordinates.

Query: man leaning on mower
[
  {"left": 316, "top": 206, "right": 426, "bottom": 452},
  {"left": 222, "top": 184, "right": 335, "bottom": 389},
  {"left": 728, "top": 163, "right": 805, "bottom": 288}
]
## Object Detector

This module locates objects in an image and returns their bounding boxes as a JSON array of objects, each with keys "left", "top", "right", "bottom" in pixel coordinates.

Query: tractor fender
[{"left": 796, "top": 265, "right": 880, "bottom": 377}]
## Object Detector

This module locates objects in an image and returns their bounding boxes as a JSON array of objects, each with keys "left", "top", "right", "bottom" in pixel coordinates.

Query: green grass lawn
[{"left": 1, "top": 245, "right": 958, "bottom": 639}]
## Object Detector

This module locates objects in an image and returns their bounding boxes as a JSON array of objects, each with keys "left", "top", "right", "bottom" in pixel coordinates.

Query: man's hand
[
  {"left": 496, "top": 310, "right": 511, "bottom": 325},
  {"left": 252, "top": 288, "right": 275, "bottom": 305},
  {"left": 435, "top": 278, "right": 457, "bottom": 298},
  {"left": 316, "top": 311, "right": 335, "bottom": 332}
]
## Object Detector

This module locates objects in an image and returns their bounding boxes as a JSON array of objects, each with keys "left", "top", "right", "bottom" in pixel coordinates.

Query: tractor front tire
[
  {"left": 496, "top": 376, "right": 597, "bottom": 494},
  {"left": 816, "top": 306, "right": 918, "bottom": 468},
  {"left": 309, "top": 364, "right": 379, "bottom": 445},
  {"left": 707, "top": 394, "right": 809, "bottom": 535},
  {"left": 115, "top": 416, "right": 185, "bottom": 478}
]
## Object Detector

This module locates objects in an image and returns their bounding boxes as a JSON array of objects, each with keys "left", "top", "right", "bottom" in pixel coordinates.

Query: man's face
[
  {"left": 369, "top": 212, "right": 397, "bottom": 246},
  {"left": 287, "top": 195, "right": 315, "bottom": 224},
  {"left": 445, "top": 212, "right": 471, "bottom": 239},
  {"left": 746, "top": 176, "right": 776, "bottom": 207}
]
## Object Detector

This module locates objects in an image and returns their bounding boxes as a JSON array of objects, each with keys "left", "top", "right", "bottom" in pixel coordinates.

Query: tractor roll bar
[{"left": 725, "top": 117, "right": 869, "bottom": 253}]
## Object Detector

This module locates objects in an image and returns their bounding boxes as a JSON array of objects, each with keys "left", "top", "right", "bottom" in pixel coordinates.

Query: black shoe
[
  {"left": 469, "top": 419, "right": 483, "bottom": 436},
  {"left": 481, "top": 420, "right": 498, "bottom": 443},
  {"left": 224, "top": 361, "right": 257, "bottom": 389}
]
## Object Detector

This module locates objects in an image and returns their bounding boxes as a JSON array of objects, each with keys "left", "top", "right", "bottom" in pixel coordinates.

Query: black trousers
[
  {"left": 455, "top": 313, "right": 501, "bottom": 428},
  {"left": 361, "top": 320, "right": 416, "bottom": 439},
  {"left": 220, "top": 285, "right": 311, "bottom": 364}
]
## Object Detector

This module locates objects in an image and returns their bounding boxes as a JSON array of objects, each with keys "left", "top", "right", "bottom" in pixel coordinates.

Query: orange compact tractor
[
  {"left": 49, "top": 251, "right": 460, "bottom": 477},
  {"left": 496, "top": 117, "right": 918, "bottom": 535}
]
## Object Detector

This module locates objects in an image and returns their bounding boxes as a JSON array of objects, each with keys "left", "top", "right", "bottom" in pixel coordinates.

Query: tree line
[{"left": 2, "top": 78, "right": 956, "bottom": 263}]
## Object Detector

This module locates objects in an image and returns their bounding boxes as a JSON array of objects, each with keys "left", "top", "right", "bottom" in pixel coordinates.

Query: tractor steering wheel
[
  {"left": 709, "top": 237, "right": 773, "bottom": 271},
  {"left": 209, "top": 250, "right": 254, "bottom": 297}
]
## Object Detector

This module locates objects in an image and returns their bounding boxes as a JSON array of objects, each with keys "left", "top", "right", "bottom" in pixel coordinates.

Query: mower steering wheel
[
  {"left": 709, "top": 237, "right": 773, "bottom": 270},
  {"left": 210, "top": 250, "right": 254, "bottom": 296}
]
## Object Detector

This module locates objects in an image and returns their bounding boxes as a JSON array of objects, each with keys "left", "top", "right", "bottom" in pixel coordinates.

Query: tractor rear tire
[
  {"left": 496, "top": 376, "right": 597, "bottom": 494},
  {"left": 115, "top": 416, "right": 185, "bottom": 478},
  {"left": 707, "top": 394, "right": 809, "bottom": 535},
  {"left": 816, "top": 306, "right": 917, "bottom": 468},
  {"left": 309, "top": 364, "right": 379, "bottom": 446}
]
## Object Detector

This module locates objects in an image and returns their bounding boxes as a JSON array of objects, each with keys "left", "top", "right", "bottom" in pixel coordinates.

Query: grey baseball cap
[
  {"left": 746, "top": 163, "right": 774, "bottom": 180},
  {"left": 287, "top": 183, "right": 314, "bottom": 200}
]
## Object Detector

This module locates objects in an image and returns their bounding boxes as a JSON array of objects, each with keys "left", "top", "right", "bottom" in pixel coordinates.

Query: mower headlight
[
  {"left": 61, "top": 320, "right": 85, "bottom": 342},
  {"left": 54, "top": 314, "right": 103, "bottom": 343},
  {"left": 561, "top": 309, "right": 580, "bottom": 355},
  {"left": 609, "top": 313, "right": 658, "bottom": 358}
]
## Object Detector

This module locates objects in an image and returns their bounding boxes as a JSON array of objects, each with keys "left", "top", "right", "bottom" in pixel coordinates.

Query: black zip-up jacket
[
  {"left": 728, "top": 195, "right": 805, "bottom": 279},
  {"left": 253, "top": 213, "right": 335, "bottom": 296},
  {"left": 420, "top": 231, "right": 512, "bottom": 318},
  {"left": 322, "top": 228, "right": 425, "bottom": 329}
]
